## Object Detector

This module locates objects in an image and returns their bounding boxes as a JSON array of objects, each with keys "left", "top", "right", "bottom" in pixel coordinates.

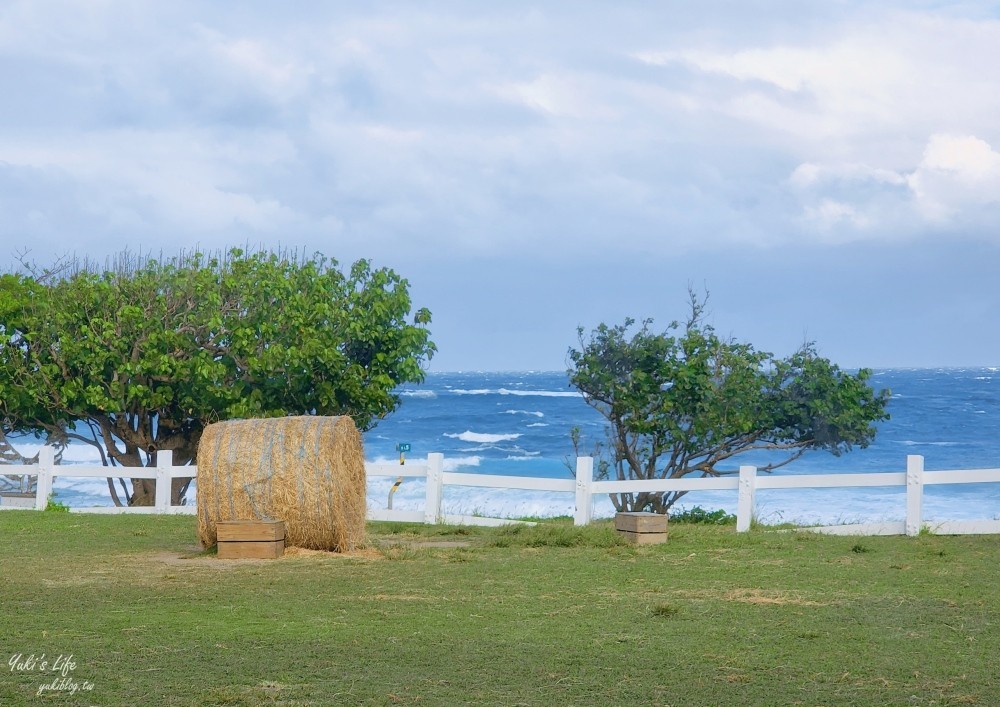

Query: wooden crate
[
  {"left": 614, "top": 512, "right": 668, "bottom": 545},
  {"left": 216, "top": 520, "right": 285, "bottom": 559}
]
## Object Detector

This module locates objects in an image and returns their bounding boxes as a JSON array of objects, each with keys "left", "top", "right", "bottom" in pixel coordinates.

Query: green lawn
[{"left": 1, "top": 512, "right": 997, "bottom": 706}]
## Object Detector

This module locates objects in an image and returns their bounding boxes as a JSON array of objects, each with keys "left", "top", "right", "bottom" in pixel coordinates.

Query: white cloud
[
  {"left": 908, "top": 134, "right": 1000, "bottom": 221},
  {"left": 803, "top": 199, "right": 869, "bottom": 233},
  {"left": 790, "top": 162, "right": 906, "bottom": 189},
  {"left": 637, "top": 43, "right": 906, "bottom": 97},
  {"left": 0, "top": 129, "right": 303, "bottom": 239},
  {"left": 3, "top": 2, "right": 1000, "bottom": 370},
  {"left": 212, "top": 36, "right": 303, "bottom": 90},
  {"left": 638, "top": 12, "right": 1000, "bottom": 202},
  {"left": 495, "top": 73, "right": 620, "bottom": 121},
  {"left": 3, "top": 2, "right": 1000, "bottom": 262}
]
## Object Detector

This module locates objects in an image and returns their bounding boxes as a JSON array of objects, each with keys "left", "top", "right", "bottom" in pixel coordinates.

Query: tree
[
  {"left": 1, "top": 429, "right": 66, "bottom": 495},
  {"left": 0, "top": 248, "right": 435, "bottom": 506},
  {"left": 567, "top": 293, "right": 890, "bottom": 514}
]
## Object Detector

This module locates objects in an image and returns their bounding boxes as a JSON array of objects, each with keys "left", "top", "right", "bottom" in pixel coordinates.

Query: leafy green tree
[
  {"left": 568, "top": 294, "right": 890, "bottom": 514},
  {"left": 0, "top": 249, "right": 435, "bottom": 506}
]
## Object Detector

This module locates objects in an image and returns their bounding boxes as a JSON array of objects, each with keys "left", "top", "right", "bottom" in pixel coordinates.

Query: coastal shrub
[
  {"left": 670, "top": 506, "right": 736, "bottom": 525},
  {"left": 44, "top": 494, "right": 70, "bottom": 512},
  {"left": 0, "top": 248, "right": 434, "bottom": 508},
  {"left": 568, "top": 289, "right": 890, "bottom": 514}
]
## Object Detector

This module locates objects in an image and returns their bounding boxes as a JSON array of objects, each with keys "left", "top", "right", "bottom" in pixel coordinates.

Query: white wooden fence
[
  {"left": 2, "top": 447, "right": 1000, "bottom": 536},
  {"left": 1, "top": 447, "right": 197, "bottom": 515}
]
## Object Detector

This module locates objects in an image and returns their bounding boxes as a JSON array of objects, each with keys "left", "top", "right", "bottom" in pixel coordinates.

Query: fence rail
[{"left": 2, "top": 448, "right": 1000, "bottom": 536}]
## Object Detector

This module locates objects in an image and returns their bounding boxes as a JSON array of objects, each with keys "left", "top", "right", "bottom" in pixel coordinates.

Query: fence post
[
  {"left": 574, "top": 456, "right": 594, "bottom": 526},
  {"left": 906, "top": 454, "right": 924, "bottom": 537},
  {"left": 34, "top": 446, "right": 55, "bottom": 511},
  {"left": 155, "top": 450, "right": 173, "bottom": 513},
  {"left": 736, "top": 465, "right": 757, "bottom": 532},
  {"left": 424, "top": 453, "right": 444, "bottom": 524}
]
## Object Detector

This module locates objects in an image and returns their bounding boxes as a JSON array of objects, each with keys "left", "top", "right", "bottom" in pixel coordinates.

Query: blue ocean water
[
  {"left": 15, "top": 368, "right": 1000, "bottom": 525},
  {"left": 365, "top": 368, "right": 1000, "bottom": 524}
]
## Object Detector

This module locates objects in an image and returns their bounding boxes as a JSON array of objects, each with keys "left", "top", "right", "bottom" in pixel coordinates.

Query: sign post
[{"left": 388, "top": 443, "right": 412, "bottom": 510}]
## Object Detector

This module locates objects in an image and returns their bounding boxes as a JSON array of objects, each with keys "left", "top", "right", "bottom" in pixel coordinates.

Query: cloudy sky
[{"left": 2, "top": 1, "right": 999, "bottom": 371}]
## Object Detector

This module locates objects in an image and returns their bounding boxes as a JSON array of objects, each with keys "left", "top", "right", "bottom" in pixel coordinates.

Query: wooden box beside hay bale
[
  {"left": 614, "top": 512, "right": 668, "bottom": 545},
  {"left": 197, "top": 416, "right": 366, "bottom": 552},
  {"left": 217, "top": 520, "right": 286, "bottom": 559}
]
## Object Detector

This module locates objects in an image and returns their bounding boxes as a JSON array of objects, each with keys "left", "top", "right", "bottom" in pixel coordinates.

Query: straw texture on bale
[{"left": 197, "top": 416, "right": 366, "bottom": 552}]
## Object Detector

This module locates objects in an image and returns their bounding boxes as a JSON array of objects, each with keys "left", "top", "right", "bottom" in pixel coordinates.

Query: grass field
[{"left": 1, "top": 512, "right": 998, "bottom": 706}]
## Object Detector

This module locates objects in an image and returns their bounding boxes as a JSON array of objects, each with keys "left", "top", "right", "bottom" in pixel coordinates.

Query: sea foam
[{"left": 444, "top": 431, "right": 522, "bottom": 444}]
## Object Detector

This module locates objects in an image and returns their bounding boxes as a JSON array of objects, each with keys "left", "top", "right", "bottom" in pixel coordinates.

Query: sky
[{"left": 2, "top": 1, "right": 999, "bottom": 372}]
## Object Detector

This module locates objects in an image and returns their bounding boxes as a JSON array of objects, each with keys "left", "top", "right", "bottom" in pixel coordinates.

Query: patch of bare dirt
[
  {"left": 385, "top": 539, "right": 473, "bottom": 549},
  {"left": 283, "top": 546, "right": 384, "bottom": 560},
  {"left": 673, "top": 587, "right": 826, "bottom": 606},
  {"left": 146, "top": 545, "right": 384, "bottom": 568}
]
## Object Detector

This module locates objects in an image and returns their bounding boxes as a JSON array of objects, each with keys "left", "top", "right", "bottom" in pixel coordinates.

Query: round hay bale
[{"left": 196, "top": 416, "right": 366, "bottom": 552}]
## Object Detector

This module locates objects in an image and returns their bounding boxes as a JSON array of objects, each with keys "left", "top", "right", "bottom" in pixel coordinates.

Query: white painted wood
[
  {"left": 170, "top": 466, "right": 197, "bottom": 480},
  {"left": 367, "top": 463, "right": 428, "bottom": 478},
  {"left": 154, "top": 450, "right": 172, "bottom": 511},
  {"left": 736, "top": 465, "right": 756, "bottom": 532},
  {"left": 4, "top": 452, "right": 1000, "bottom": 539},
  {"left": 906, "top": 455, "right": 924, "bottom": 537},
  {"left": 756, "top": 472, "right": 908, "bottom": 489},
  {"left": 69, "top": 505, "right": 197, "bottom": 515},
  {"left": 442, "top": 514, "right": 536, "bottom": 527},
  {"left": 924, "top": 468, "right": 1000, "bottom": 485},
  {"left": 804, "top": 522, "right": 906, "bottom": 536},
  {"left": 1, "top": 464, "right": 33, "bottom": 485},
  {"left": 593, "top": 477, "right": 740, "bottom": 494},
  {"left": 44, "top": 466, "right": 158, "bottom": 479},
  {"left": 35, "top": 447, "right": 55, "bottom": 510},
  {"left": 926, "top": 520, "right": 1000, "bottom": 535},
  {"left": 423, "top": 453, "right": 444, "bottom": 524},
  {"left": 574, "top": 456, "right": 594, "bottom": 526},
  {"left": 367, "top": 508, "right": 425, "bottom": 523},
  {"left": 442, "top": 472, "right": 575, "bottom": 492}
]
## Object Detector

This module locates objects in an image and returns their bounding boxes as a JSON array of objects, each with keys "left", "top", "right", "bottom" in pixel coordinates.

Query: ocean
[{"left": 10, "top": 368, "right": 1000, "bottom": 525}]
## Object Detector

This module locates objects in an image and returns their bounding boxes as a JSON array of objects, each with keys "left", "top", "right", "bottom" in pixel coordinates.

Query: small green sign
[{"left": 396, "top": 443, "right": 412, "bottom": 453}]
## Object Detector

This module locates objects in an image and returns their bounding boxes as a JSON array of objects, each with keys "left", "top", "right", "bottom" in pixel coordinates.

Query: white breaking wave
[
  {"left": 503, "top": 410, "right": 545, "bottom": 417},
  {"left": 896, "top": 440, "right": 962, "bottom": 447},
  {"left": 399, "top": 390, "right": 437, "bottom": 399},
  {"left": 526, "top": 423, "right": 549, "bottom": 428},
  {"left": 498, "top": 388, "right": 581, "bottom": 398},
  {"left": 441, "top": 456, "right": 483, "bottom": 471},
  {"left": 444, "top": 431, "right": 522, "bottom": 444},
  {"left": 451, "top": 388, "right": 581, "bottom": 398}
]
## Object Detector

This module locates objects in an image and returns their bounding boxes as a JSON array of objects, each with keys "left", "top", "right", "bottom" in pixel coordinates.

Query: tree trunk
[
  {"left": 126, "top": 477, "right": 192, "bottom": 506},
  {"left": 99, "top": 421, "right": 199, "bottom": 506},
  {"left": 172, "top": 477, "right": 192, "bottom": 505},
  {"left": 130, "top": 478, "right": 155, "bottom": 506}
]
